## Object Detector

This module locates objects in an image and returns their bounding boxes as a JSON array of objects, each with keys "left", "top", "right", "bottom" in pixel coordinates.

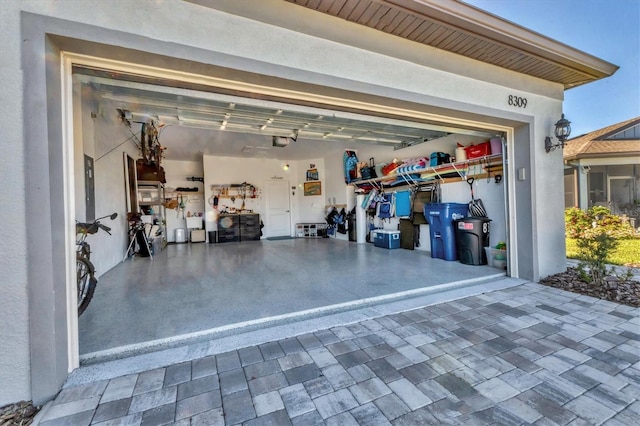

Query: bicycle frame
[{"left": 75, "top": 212, "right": 117, "bottom": 316}]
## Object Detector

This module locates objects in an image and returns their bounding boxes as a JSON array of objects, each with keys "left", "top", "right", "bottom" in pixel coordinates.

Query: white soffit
[{"left": 190, "top": 0, "right": 618, "bottom": 89}]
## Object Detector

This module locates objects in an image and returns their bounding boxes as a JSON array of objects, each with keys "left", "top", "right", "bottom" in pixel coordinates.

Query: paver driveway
[{"left": 37, "top": 282, "right": 640, "bottom": 425}]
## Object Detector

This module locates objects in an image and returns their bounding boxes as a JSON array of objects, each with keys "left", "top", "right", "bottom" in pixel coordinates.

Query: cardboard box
[{"left": 190, "top": 229, "right": 206, "bottom": 243}]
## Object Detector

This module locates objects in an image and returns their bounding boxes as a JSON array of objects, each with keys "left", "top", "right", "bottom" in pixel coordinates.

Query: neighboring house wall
[
  {"left": 563, "top": 118, "right": 640, "bottom": 224},
  {"left": 566, "top": 162, "right": 640, "bottom": 225},
  {"left": 1, "top": 0, "right": 569, "bottom": 405}
]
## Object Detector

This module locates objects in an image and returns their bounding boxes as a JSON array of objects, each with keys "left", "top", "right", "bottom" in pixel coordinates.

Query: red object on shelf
[
  {"left": 464, "top": 141, "right": 491, "bottom": 159},
  {"left": 381, "top": 162, "right": 400, "bottom": 175}
]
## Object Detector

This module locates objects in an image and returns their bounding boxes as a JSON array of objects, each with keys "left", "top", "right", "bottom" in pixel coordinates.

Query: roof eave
[
  {"left": 382, "top": 0, "right": 620, "bottom": 88},
  {"left": 564, "top": 151, "right": 640, "bottom": 162}
]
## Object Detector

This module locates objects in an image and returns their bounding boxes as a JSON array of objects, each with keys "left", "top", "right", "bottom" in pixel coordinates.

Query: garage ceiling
[{"left": 77, "top": 71, "right": 495, "bottom": 162}]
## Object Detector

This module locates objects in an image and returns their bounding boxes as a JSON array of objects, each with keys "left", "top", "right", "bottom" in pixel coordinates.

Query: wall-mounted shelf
[
  {"left": 168, "top": 191, "right": 204, "bottom": 195},
  {"left": 351, "top": 154, "right": 503, "bottom": 191},
  {"left": 211, "top": 183, "right": 260, "bottom": 199}
]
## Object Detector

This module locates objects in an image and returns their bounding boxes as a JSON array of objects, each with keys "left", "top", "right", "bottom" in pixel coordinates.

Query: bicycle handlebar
[
  {"left": 76, "top": 213, "right": 117, "bottom": 235},
  {"left": 99, "top": 224, "right": 112, "bottom": 235}
]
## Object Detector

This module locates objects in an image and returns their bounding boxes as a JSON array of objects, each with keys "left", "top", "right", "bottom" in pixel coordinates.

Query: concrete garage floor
[{"left": 78, "top": 239, "right": 505, "bottom": 362}]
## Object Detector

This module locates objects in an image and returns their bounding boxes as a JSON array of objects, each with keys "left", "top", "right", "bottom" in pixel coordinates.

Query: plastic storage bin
[
  {"left": 464, "top": 141, "right": 491, "bottom": 159},
  {"left": 424, "top": 203, "right": 468, "bottom": 260},
  {"left": 485, "top": 247, "right": 507, "bottom": 269},
  {"left": 454, "top": 217, "right": 491, "bottom": 265},
  {"left": 489, "top": 137, "right": 503, "bottom": 155},
  {"left": 374, "top": 230, "right": 401, "bottom": 249}
]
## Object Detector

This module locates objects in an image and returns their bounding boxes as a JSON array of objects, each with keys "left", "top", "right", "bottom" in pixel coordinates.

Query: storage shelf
[
  {"left": 135, "top": 180, "right": 166, "bottom": 248},
  {"left": 138, "top": 180, "right": 165, "bottom": 187},
  {"left": 296, "top": 223, "right": 328, "bottom": 238},
  {"left": 167, "top": 191, "right": 204, "bottom": 195},
  {"left": 211, "top": 183, "right": 260, "bottom": 200},
  {"left": 351, "top": 153, "right": 503, "bottom": 190}
]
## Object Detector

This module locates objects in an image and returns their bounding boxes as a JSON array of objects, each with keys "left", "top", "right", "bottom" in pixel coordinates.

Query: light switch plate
[{"left": 518, "top": 168, "right": 526, "bottom": 181}]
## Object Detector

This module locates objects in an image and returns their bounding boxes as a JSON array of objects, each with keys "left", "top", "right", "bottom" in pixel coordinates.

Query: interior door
[{"left": 265, "top": 180, "right": 291, "bottom": 237}]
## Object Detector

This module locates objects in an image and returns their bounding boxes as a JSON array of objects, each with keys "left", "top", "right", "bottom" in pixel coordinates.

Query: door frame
[
  {"left": 54, "top": 51, "right": 518, "bottom": 386},
  {"left": 607, "top": 175, "right": 634, "bottom": 211}
]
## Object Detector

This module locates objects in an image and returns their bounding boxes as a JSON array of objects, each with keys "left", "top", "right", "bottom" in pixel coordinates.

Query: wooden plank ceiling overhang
[{"left": 284, "top": 0, "right": 618, "bottom": 89}]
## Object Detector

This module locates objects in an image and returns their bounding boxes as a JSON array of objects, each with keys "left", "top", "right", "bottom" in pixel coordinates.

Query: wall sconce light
[
  {"left": 545, "top": 114, "right": 572, "bottom": 153},
  {"left": 282, "top": 164, "right": 290, "bottom": 171}
]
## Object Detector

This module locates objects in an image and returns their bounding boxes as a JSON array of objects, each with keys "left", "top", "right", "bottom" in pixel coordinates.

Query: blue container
[
  {"left": 429, "top": 152, "right": 451, "bottom": 167},
  {"left": 374, "top": 230, "right": 401, "bottom": 249},
  {"left": 424, "top": 203, "right": 468, "bottom": 260}
]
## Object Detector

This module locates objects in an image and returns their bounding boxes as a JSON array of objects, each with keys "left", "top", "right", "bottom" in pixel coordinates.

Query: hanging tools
[{"left": 467, "top": 177, "right": 488, "bottom": 217}]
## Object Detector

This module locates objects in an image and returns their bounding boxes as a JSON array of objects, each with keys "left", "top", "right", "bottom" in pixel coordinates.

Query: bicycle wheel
[{"left": 77, "top": 256, "right": 97, "bottom": 316}]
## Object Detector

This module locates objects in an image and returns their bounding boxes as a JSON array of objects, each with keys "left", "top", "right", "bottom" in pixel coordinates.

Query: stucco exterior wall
[{"left": 0, "top": 0, "right": 567, "bottom": 405}]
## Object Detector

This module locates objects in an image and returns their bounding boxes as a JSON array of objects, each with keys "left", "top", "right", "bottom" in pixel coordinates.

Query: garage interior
[{"left": 73, "top": 65, "right": 510, "bottom": 363}]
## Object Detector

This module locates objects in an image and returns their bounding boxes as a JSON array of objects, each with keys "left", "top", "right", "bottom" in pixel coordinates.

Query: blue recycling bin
[{"left": 425, "top": 203, "right": 468, "bottom": 260}]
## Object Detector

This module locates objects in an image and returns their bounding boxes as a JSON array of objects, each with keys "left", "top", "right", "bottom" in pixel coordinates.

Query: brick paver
[{"left": 38, "top": 283, "right": 640, "bottom": 425}]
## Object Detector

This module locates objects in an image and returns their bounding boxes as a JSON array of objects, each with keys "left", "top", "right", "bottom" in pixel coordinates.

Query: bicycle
[{"left": 76, "top": 212, "right": 117, "bottom": 316}]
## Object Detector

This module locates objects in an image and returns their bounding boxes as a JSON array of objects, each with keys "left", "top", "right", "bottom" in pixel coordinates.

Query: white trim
[
  {"left": 61, "top": 52, "right": 79, "bottom": 370},
  {"left": 503, "top": 129, "right": 518, "bottom": 277},
  {"left": 576, "top": 157, "right": 639, "bottom": 166},
  {"left": 607, "top": 175, "right": 635, "bottom": 204}
]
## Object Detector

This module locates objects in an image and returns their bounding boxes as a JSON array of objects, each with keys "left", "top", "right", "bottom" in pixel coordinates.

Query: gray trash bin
[{"left": 454, "top": 217, "right": 491, "bottom": 265}]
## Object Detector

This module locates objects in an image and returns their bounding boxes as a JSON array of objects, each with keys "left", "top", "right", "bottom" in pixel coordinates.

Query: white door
[{"left": 265, "top": 180, "right": 291, "bottom": 237}]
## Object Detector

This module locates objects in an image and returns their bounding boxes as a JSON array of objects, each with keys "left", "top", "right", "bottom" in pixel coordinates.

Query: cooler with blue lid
[{"left": 373, "top": 230, "right": 401, "bottom": 249}]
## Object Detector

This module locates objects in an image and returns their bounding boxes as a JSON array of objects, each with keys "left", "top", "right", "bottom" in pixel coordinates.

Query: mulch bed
[
  {"left": 0, "top": 401, "right": 40, "bottom": 426},
  {"left": 540, "top": 267, "right": 640, "bottom": 307}
]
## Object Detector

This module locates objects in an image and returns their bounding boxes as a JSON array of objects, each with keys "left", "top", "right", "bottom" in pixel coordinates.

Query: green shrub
[
  {"left": 575, "top": 231, "right": 618, "bottom": 285},
  {"left": 567, "top": 238, "right": 640, "bottom": 266},
  {"left": 565, "top": 206, "right": 637, "bottom": 239},
  {"left": 565, "top": 206, "right": 638, "bottom": 285},
  {"left": 565, "top": 207, "right": 590, "bottom": 238}
]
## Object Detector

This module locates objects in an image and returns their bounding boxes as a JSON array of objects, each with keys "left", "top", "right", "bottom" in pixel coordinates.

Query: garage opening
[{"left": 70, "top": 62, "right": 511, "bottom": 364}]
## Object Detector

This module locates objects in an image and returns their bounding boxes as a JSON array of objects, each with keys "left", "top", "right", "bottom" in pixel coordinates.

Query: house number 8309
[{"left": 508, "top": 95, "right": 527, "bottom": 108}]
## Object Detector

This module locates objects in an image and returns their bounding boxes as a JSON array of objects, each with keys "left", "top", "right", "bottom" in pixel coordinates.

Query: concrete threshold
[{"left": 67, "top": 274, "right": 526, "bottom": 388}]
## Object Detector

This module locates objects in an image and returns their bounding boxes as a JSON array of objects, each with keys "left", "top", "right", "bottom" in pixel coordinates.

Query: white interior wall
[
  {"left": 90, "top": 106, "right": 138, "bottom": 278},
  {"left": 203, "top": 156, "right": 298, "bottom": 236},
  {"left": 164, "top": 159, "right": 205, "bottom": 242},
  {"left": 295, "top": 157, "right": 327, "bottom": 224},
  {"left": 73, "top": 94, "right": 136, "bottom": 279}
]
